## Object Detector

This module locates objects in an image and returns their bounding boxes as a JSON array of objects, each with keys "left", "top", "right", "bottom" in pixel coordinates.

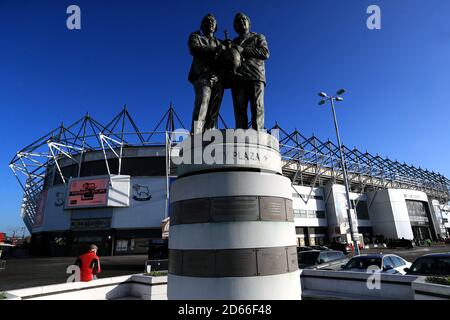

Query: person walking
[{"left": 75, "top": 244, "right": 101, "bottom": 282}]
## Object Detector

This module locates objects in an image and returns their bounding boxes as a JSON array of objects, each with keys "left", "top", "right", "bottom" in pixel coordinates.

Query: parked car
[
  {"left": 387, "top": 238, "right": 414, "bottom": 249},
  {"left": 147, "top": 239, "right": 168, "bottom": 260},
  {"left": 327, "top": 242, "right": 352, "bottom": 255},
  {"left": 404, "top": 253, "right": 450, "bottom": 276},
  {"left": 297, "top": 246, "right": 313, "bottom": 252},
  {"left": 298, "top": 250, "right": 348, "bottom": 271},
  {"left": 340, "top": 254, "right": 411, "bottom": 275},
  {"left": 297, "top": 245, "right": 329, "bottom": 252},
  {"left": 309, "top": 245, "right": 330, "bottom": 251}
]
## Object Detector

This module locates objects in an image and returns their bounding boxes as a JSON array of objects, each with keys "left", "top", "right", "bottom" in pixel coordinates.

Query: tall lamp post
[{"left": 318, "top": 89, "right": 360, "bottom": 255}]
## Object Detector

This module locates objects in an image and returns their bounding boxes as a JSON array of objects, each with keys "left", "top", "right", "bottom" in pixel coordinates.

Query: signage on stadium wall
[
  {"left": 33, "top": 190, "right": 48, "bottom": 227},
  {"left": 160, "top": 177, "right": 176, "bottom": 239},
  {"left": 54, "top": 192, "right": 65, "bottom": 207},
  {"left": 70, "top": 218, "right": 111, "bottom": 231},
  {"left": 132, "top": 184, "right": 152, "bottom": 201},
  {"left": 66, "top": 178, "right": 109, "bottom": 208},
  {"left": 64, "top": 175, "right": 131, "bottom": 209},
  {"left": 167, "top": 176, "right": 177, "bottom": 218},
  {"left": 161, "top": 217, "right": 170, "bottom": 239}
]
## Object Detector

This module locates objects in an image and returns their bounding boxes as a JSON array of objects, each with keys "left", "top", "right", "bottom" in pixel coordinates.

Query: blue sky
[{"left": 1, "top": 0, "right": 449, "bottom": 234}]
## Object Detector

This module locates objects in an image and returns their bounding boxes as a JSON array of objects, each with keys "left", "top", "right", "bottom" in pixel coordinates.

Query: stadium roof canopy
[{"left": 10, "top": 106, "right": 450, "bottom": 231}]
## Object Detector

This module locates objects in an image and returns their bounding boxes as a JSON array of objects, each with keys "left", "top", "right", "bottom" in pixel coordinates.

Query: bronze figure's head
[
  {"left": 200, "top": 14, "right": 217, "bottom": 35},
  {"left": 234, "top": 13, "right": 251, "bottom": 36}
]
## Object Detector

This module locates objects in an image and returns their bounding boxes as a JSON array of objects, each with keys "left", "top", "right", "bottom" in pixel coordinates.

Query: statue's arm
[
  {"left": 188, "top": 33, "right": 219, "bottom": 58},
  {"left": 241, "top": 34, "right": 270, "bottom": 60}
]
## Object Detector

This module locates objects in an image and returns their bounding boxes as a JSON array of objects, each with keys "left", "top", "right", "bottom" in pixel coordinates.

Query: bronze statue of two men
[{"left": 188, "top": 13, "right": 270, "bottom": 134}]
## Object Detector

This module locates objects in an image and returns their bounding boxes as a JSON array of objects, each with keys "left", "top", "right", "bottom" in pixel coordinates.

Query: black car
[
  {"left": 310, "top": 245, "right": 330, "bottom": 251},
  {"left": 146, "top": 239, "right": 169, "bottom": 272},
  {"left": 148, "top": 239, "right": 168, "bottom": 260},
  {"left": 327, "top": 242, "right": 352, "bottom": 255},
  {"left": 387, "top": 238, "right": 414, "bottom": 249},
  {"left": 296, "top": 246, "right": 328, "bottom": 252},
  {"left": 405, "top": 253, "right": 450, "bottom": 276},
  {"left": 298, "top": 250, "right": 348, "bottom": 271}
]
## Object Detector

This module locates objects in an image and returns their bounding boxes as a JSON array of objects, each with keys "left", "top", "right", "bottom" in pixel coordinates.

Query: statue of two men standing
[{"left": 188, "top": 13, "right": 270, "bottom": 134}]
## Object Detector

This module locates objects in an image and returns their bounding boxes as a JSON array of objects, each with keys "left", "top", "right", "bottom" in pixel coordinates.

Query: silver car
[{"left": 298, "top": 250, "right": 349, "bottom": 271}]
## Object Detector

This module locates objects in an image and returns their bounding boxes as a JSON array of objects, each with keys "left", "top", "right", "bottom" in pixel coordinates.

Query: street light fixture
[
  {"left": 336, "top": 88, "right": 346, "bottom": 96},
  {"left": 317, "top": 88, "right": 360, "bottom": 255}
]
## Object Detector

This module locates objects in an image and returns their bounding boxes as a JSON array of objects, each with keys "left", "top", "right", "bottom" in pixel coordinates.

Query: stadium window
[
  {"left": 53, "top": 164, "right": 79, "bottom": 185},
  {"left": 307, "top": 210, "right": 316, "bottom": 219},
  {"left": 300, "top": 210, "right": 307, "bottom": 218},
  {"left": 356, "top": 201, "right": 370, "bottom": 220},
  {"left": 121, "top": 157, "right": 166, "bottom": 176},
  {"left": 80, "top": 159, "right": 117, "bottom": 177},
  {"left": 292, "top": 193, "right": 307, "bottom": 199},
  {"left": 316, "top": 211, "right": 326, "bottom": 219}
]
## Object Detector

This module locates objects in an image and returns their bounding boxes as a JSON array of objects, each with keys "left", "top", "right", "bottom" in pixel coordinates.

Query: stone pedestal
[{"left": 167, "top": 129, "right": 300, "bottom": 300}]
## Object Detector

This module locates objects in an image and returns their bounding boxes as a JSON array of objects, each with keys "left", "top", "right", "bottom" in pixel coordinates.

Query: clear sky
[{"left": 1, "top": 0, "right": 449, "bottom": 234}]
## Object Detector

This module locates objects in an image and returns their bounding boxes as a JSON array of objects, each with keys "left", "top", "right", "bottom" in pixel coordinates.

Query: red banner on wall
[
  {"left": 33, "top": 190, "right": 48, "bottom": 227},
  {"left": 67, "top": 178, "right": 109, "bottom": 208}
]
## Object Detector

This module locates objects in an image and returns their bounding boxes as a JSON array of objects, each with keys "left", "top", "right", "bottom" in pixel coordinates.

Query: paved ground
[
  {"left": 1, "top": 245, "right": 449, "bottom": 291},
  {"left": 360, "top": 244, "right": 450, "bottom": 262},
  {"left": 0, "top": 255, "right": 148, "bottom": 291}
]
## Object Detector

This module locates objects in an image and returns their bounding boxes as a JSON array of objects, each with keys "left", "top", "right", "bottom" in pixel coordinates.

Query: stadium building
[{"left": 9, "top": 107, "right": 450, "bottom": 256}]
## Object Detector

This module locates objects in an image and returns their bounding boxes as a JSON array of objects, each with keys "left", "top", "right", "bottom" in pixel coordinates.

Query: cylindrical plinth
[{"left": 168, "top": 131, "right": 300, "bottom": 300}]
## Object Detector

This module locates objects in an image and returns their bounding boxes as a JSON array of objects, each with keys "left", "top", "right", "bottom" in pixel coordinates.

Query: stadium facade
[{"left": 10, "top": 107, "right": 450, "bottom": 256}]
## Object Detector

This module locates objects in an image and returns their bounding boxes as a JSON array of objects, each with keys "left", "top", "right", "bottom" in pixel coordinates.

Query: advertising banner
[
  {"left": 67, "top": 178, "right": 109, "bottom": 208},
  {"left": 161, "top": 217, "right": 170, "bottom": 239},
  {"left": 33, "top": 189, "right": 48, "bottom": 227},
  {"left": 167, "top": 176, "right": 177, "bottom": 217}
]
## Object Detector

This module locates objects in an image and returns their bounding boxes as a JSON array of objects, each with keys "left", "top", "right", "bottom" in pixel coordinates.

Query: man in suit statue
[
  {"left": 188, "top": 14, "right": 226, "bottom": 134},
  {"left": 231, "top": 13, "right": 270, "bottom": 131}
]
